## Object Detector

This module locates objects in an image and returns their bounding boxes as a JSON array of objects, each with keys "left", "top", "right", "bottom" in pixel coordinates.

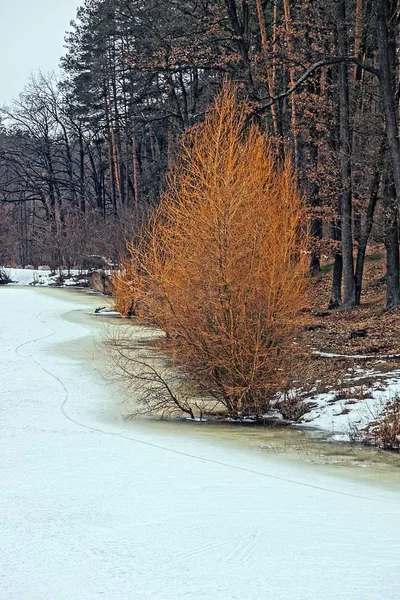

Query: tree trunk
[
  {"left": 336, "top": 0, "right": 355, "bottom": 310},
  {"left": 224, "top": 0, "right": 253, "bottom": 87},
  {"left": 132, "top": 125, "right": 139, "bottom": 212},
  {"left": 384, "top": 179, "right": 400, "bottom": 309},
  {"left": 78, "top": 127, "right": 86, "bottom": 214},
  {"left": 376, "top": 0, "right": 400, "bottom": 308},
  {"left": 376, "top": 0, "right": 400, "bottom": 202},
  {"left": 310, "top": 218, "right": 322, "bottom": 276},
  {"left": 309, "top": 139, "right": 322, "bottom": 276},
  {"left": 354, "top": 148, "right": 383, "bottom": 304},
  {"left": 329, "top": 220, "right": 343, "bottom": 308},
  {"left": 283, "top": 0, "right": 299, "bottom": 167},
  {"left": 255, "top": 0, "right": 278, "bottom": 135}
]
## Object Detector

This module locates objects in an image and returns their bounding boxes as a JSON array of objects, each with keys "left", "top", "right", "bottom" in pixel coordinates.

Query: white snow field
[
  {"left": 5, "top": 267, "right": 88, "bottom": 287},
  {"left": 1, "top": 287, "right": 400, "bottom": 600}
]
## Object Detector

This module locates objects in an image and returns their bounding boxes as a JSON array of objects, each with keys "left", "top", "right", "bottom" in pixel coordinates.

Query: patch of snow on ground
[
  {"left": 301, "top": 376, "right": 400, "bottom": 438},
  {"left": 1, "top": 287, "right": 400, "bottom": 599},
  {"left": 5, "top": 267, "right": 88, "bottom": 288}
]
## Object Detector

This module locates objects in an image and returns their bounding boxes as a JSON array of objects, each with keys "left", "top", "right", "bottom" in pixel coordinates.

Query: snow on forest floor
[
  {"left": 297, "top": 363, "right": 400, "bottom": 441},
  {"left": 1, "top": 286, "right": 400, "bottom": 600}
]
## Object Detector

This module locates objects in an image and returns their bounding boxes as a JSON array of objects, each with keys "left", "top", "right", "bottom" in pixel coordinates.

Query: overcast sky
[{"left": 0, "top": 0, "right": 80, "bottom": 105}]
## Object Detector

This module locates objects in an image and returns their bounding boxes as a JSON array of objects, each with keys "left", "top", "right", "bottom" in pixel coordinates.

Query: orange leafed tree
[{"left": 113, "top": 83, "right": 309, "bottom": 418}]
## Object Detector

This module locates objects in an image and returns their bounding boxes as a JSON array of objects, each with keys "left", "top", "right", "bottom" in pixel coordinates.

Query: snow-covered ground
[
  {"left": 1, "top": 287, "right": 400, "bottom": 600},
  {"left": 299, "top": 364, "right": 400, "bottom": 440},
  {"left": 4, "top": 267, "right": 89, "bottom": 287}
]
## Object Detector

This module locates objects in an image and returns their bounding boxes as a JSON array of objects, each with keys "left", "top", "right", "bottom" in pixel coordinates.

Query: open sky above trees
[{"left": 0, "top": 0, "right": 78, "bottom": 105}]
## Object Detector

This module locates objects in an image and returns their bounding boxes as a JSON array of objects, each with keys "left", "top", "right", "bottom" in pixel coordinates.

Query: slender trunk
[
  {"left": 104, "top": 83, "right": 117, "bottom": 214},
  {"left": 384, "top": 179, "right": 400, "bottom": 309},
  {"left": 79, "top": 127, "right": 85, "bottom": 214},
  {"left": 110, "top": 42, "right": 125, "bottom": 207},
  {"left": 310, "top": 220, "right": 322, "bottom": 276},
  {"left": 60, "top": 122, "right": 77, "bottom": 207},
  {"left": 376, "top": 0, "right": 400, "bottom": 202},
  {"left": 354, "top": 146, "right": 383, "bottom": 304},
  {"left": 255, "top": 0, "right": 278, "bottom": 135},
  {"left": 132, "top": 125, "right": 139, "bottom": 212},
  {"left": 121, "top": 52, "right": 131, "bottom": 206},
  {"left": 376, "top": 0, "right": 400, "bottom": 308},
  {"left": 336, "top": 0, "right": 355, "bottom": 310},
  {"left": 224, "top": 0, "right": 253, "bottom": 87},
  {"left": 354, "top": 0, "right": 363, "bottom": 79},
  {"left": 87, "top": 146, "right": 103, "bottom": 212},
  {"left": 283, "top": 0, "right": 299, "bottom": 167},
  {"left": 329, "top": 220, "right": 343, "bottom": 308},
  {"left": 309, "top": 140, "right": 322, "bottom": 276}
]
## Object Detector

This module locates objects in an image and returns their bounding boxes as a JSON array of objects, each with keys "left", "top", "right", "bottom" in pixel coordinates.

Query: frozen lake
[{"left": 1, "top": 287, "right": 400, "bottom": 600}]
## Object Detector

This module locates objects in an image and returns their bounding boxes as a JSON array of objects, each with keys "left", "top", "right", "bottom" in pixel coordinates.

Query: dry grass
[{"left": 364, "top": 398, "right": 400, "bottom": 450}]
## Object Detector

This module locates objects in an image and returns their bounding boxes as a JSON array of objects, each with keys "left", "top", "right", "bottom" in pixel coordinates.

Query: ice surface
[{"left": 1, "top": 288, "right": 400, "bottom": 600}]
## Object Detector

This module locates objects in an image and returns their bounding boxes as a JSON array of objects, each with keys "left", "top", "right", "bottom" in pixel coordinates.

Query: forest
[{"left": 0, "top": 0, "right": 399, "bottom": 311}]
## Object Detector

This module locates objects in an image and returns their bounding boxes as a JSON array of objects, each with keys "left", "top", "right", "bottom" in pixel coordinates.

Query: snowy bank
[
  {"left": 297, "top": 362, "right": 400, "bottom": 442},
  {"left": 3, "top": 267, "right": 90, "bottom": 288}
]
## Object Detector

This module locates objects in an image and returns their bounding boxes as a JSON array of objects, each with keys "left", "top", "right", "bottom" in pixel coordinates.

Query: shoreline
[
  {"left": 42, "top": 285, "right": 400, "bottom": 489},
  {"left": 6, "top": 284, "right": 400, "bottom": 488}
]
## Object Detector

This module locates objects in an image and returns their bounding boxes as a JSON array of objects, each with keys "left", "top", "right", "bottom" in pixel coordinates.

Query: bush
[
  {"left": 113, "top": 83, "right": 309, "bottom": 418},
  {"left": 364, "top": 398, "right": 400, "bottom": 450},
  {"left": 278, "top": 392, "right": 315, "bottom": 423},
  {"left": 0, "top": 268, "right": 12, "bottom": 285}
]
